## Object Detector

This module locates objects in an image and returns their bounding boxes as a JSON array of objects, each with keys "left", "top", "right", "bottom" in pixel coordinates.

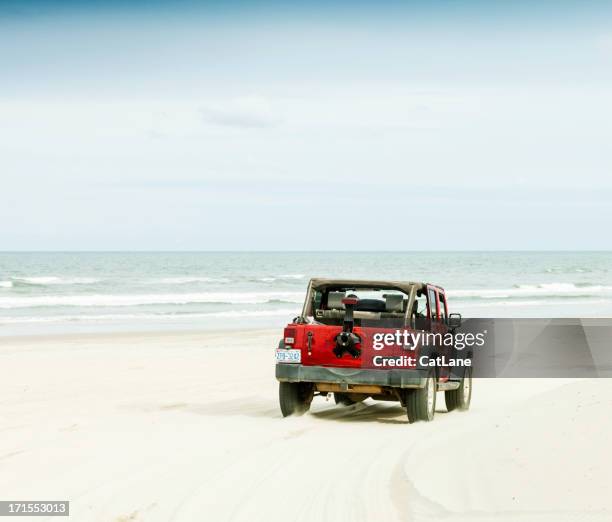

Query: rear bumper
[{"left": 275, "top": 364, "right": 428, "bottom": 389}]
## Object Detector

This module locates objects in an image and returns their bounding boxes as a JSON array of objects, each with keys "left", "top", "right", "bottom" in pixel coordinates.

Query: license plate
[{"left": 276, "top": 349, "right": 302, "bottom": 363}]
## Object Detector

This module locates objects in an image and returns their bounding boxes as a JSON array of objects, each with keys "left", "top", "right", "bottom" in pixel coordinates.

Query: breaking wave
[
  {"left": 254, "top": 274, "right": 306, "bottom": 282},
  {"left": 449, "top": 283, "right": 612, "bottom": 300},
  {"left": 10, "top": 276, "right": 100, "bottom": 286},
  {"left": 155, "top": 277, "right": 232, "bottom": 284},
  {"left": 0, "top": 292, "right": 304, "bottom": 309},
  {"left": 0, "top": 309, "right": 299, "bottom": 324}
]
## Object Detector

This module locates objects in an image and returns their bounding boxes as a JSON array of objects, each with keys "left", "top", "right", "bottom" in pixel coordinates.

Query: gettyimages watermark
[
  {"left": 360, "top": 318, "right": 612, "bottom": 377},
  {"left": 366, "top": 328, "right": 485, "bottom": 369},
  {"left": 372, "top": 330, "right": 487, "bottom": 350}
]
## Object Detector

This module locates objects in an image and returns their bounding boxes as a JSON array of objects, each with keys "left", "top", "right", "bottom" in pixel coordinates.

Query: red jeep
[{"left": 275, "top": 278, "right": 472, "bottom": 422}]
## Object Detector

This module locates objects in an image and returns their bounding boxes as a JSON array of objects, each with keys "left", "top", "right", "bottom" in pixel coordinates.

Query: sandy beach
[{"left": 0, "top": 329, "right": 610, "bottom": 522}]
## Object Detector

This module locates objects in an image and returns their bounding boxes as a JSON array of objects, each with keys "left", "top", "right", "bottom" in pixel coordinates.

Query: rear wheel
[
  {"left": 406, "top": 371, "right": 436, "bottom": 423},
  {"left": 445, "top": 367, "right": 472, "bottom": 412},
  {"left": 279, "top": 382, "right": 314, "bottom": 417}
]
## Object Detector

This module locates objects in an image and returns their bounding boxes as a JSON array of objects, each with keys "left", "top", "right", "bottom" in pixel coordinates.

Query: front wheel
[
  {"left": 445, "top": 366, "right": 472, "bottom": 412},
  {"left": 406, "top": 371, "right": 436, "bottom": 423},
  {"left": 279, "top": 382, "right": 314, "bottom": 417}
]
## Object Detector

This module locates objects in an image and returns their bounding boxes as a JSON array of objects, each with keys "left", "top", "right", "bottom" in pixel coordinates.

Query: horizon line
[{"left": 1, "top": 250, "right": 611, "bottom": 254}]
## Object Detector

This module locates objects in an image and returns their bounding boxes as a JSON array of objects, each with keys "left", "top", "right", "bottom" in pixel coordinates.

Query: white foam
[
  {"left": 0, "top": 291, "right": 304, "bottom": 309},
  {"left": 15, "top": 277, "right": 61, "bottom": 285},
  {"left": 257, "top": 274, "right": 305, "bottom": 282},
  {"left": 458, "top": 298, "right": 610, "bottom": 308},
  {"left": 0, "top": 308, "right": 299, "bottom": 324},
  {"left": 155, "top": 277, "right": 231, "bottom": 284},
  {"left": 206, "top": 308, "right": 299, "bottom": 318},
  {"left": 448, "top": 283, "right": 612, "bottom": 299},
  {"left": 13, "top": 276, "right": 100, "bottom": 285},
  {"left": 0, "top": 281, "right": 13, "bottom": 288}
]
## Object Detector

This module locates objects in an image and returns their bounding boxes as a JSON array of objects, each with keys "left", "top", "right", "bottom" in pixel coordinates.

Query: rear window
[{"left": 310, "top": 287, "right": 409, "bottom": 328}]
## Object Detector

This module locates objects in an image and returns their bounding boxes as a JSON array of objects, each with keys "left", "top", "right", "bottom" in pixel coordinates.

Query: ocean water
[{"left": 0, "top": 252, "right": 611, "bottom": 336}]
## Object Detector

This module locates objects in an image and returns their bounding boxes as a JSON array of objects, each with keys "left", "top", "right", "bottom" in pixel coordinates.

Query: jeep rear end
[{"left": 275, "top": 278, "right": 472, "bottom": 423}]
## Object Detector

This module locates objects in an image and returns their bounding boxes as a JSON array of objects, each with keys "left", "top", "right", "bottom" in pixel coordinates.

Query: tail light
[{"left": 284, "top": 327, "right": 296, "bottom": 345}]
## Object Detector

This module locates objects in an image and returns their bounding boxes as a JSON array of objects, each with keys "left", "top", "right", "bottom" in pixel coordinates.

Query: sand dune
[{"left": 0, "top": 330, "right": 610, "bottom": 521}]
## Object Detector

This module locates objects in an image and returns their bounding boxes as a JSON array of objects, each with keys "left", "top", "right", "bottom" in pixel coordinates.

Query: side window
[
  {"left": 411, "top": 291, "right": 428, "bottom": 330},
  {"left": 427, "top": 288, "right": 438, "bottom": 321},
  {"left": 415, "top": 292, "right": 427, "bottom": 316},
  {"left": 439, "top": 292, "right": 447, "bottom": 323},
  {"left": 312, "top": 290, "right": 322, "bottom": 311}
]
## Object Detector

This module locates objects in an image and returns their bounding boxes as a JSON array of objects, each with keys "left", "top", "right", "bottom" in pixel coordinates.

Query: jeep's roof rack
[{"left": 309, "top": 278, "right": 424, "bottom": 295}]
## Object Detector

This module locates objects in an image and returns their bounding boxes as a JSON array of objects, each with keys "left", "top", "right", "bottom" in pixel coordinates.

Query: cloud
[{"left": 200, "top": 96, "right": 281, "bottom": 129}]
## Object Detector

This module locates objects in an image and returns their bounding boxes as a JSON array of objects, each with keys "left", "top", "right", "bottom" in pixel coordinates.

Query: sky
[{"left": 1, "top": 0, "right": 612, "bottom": 250}]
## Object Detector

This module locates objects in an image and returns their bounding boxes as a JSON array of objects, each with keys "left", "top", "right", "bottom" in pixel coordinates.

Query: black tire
[
  {"left": 445, "top": 366, "right": 472, "bottom": 412},
  {"left": 406, "top": 371, "right": 436, "bottom": 423},
  {"left": 279, "top": 382, "right": 313, "bottom": 417},
  {"left": 333, "top": 392, "right": 356, "bottom": 406}
]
